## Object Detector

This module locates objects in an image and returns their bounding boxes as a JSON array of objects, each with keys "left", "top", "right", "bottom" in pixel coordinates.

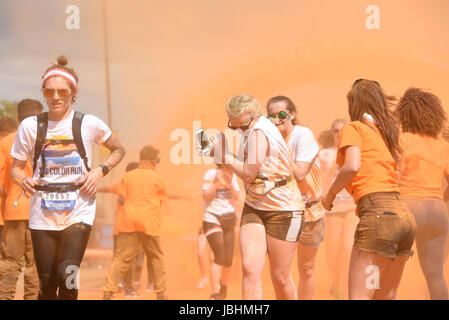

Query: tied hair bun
[{"left": 54, "top": 55, "right": 68, "bottom": 67}]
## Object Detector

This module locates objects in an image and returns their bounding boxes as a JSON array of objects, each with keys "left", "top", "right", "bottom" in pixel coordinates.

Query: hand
[
  {"left": 209, "top": 132, "right": 229, "bottom": 165},
  {"left": 79, "top": 168, "right": 103, "bottom": 197},
  {"left": 21, "top": 177, "right": 38, "bottom": 198},
  {"left": 322, "top": 191, "right": 336, "bottom": 211},
  {"left": 118, "top": 194, "right": 126, "bottom": 206}
]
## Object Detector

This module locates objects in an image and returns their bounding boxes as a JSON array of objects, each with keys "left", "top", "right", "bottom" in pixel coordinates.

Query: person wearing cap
[
  {"left": 103, "top": 145, "right": 186, "bottom": 300},
  {"left": 10, "top": 55, "right": 125, "bottom": 300}
]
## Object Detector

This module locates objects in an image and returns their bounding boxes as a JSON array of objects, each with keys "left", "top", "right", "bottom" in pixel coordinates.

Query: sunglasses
[
  {"left": 42, "top": 88, "right": 72, "bottom": 98},
  {"left": 228, "top": 117, "right": 254, "bottom": 131},
  {"left": 352, "top": 79, "right": 380, "bottom": 88},
  {"left": 268, "top": 110, "right": 289, "bottom": 120}
]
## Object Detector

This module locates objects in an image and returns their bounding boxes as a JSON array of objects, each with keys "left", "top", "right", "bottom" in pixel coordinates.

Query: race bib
[{"left": 41, "top": 191, "right": 77, "bottom": 211}]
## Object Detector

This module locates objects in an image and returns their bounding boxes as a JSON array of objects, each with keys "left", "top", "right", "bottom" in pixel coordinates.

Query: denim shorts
[
  {"left": 240, "top": 203, "right": 304, "bottom": 242},
  {"left": 298, "top": 217, "right": 325, "bottom": 248},
  {"left": 354, "top": 192, "right": 417, "bottom": 259}
]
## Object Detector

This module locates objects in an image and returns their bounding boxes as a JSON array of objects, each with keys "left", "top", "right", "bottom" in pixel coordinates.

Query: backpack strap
[
  {"left": 72, "top": 111, "right": 91, "bottom": 172},
  {"left": 33, "top": 112, "right": 49, "bottom": 175}
]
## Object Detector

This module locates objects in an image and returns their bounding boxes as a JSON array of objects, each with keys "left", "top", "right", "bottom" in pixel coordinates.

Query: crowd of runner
[{"left": 0, "top": 56, "right": 447, "bottom": 300}]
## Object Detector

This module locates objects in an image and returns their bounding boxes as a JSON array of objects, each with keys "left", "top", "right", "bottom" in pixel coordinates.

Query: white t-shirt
[
  {"left": 287, "top": 126, "right": 320, "bottom": 164},
  {"left": 11, "top": 110, "right": 112, "bottom": 231},
  {"left": 242, "top": 116, "right": 304, "bottom": 212},
  {"left": 287, "top": 125, "right": 324, "bottom": 222},
  {"left": 202, "top": 168, "right": 239, "bottom": 224}
]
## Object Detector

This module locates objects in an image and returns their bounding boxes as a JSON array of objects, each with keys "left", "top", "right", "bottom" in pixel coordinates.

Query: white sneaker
[{"left": 196, "top": 277, "right": 209, "bottom": 288}]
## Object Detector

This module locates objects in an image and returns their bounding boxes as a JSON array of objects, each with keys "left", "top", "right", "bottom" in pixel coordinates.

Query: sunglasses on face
[
  {"left": 268, "top": 110, "right": 289, "bottom": 120},
  {"left": 227, "top": 117, "right": 254, "bottom": 131},
  {"left": 352, "top": 79, "right": 380, "bottom": 88},
  {"left": 42, "top": 88, "right": 71, "bottom": 98}
]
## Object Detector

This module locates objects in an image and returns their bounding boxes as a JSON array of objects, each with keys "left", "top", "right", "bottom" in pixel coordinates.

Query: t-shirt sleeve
[
  {"left": 295, "top": 128, "right": 320, "bottom": 163},
  {"left": 87, "top": 115, "right": 112, "bottom": 145},
  {"left": 338, "top": 123, "right": 362, "bottom": 151},
  {"left": 231, "top": 173, "right": 240, "bottom": 191},
  {"left": 10, "top": 120, "right": 34, "bottom": 161},
  {"left": 202, "top": 169, "right": 215, "bottom": 191}
]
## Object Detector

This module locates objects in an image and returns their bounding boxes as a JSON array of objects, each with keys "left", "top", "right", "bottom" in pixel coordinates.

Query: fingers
[
  {"left": 22, "top": 178, "right": 37, "bottom": 196},
  {"left": 80, "top": 180, "right": 97, "bottom": 197}
]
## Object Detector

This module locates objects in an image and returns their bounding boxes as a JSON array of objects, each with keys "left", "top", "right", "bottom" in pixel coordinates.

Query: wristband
[{"left": 99, "top": 164, "right": 110, "bottom": 176}]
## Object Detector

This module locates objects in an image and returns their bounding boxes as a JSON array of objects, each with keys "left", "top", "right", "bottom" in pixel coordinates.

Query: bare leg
[
  {"left": 197, "top": 233, "right": 209, "bottom": 280},
  {"left": 324, "top": 214, "right": 344, "bottom": 296},
  {"left": 297, "top": 243, "right": 319, "bottom": 299},
  {"left": 405, "top": 198, "right": 449, "bottom": 300},
  {"left": 339, "top": 211, "right": 358, "bottom": 298},
  {"left": 221, "top": 266, "right": 231, "bottom": 286},
  {"left": 348, "top": 247, "right": 389, "bottom": 300},
  {"left": 210, "top": 262, "right": 222, "bottom": 294},
  {"left": 240, "top": 223, "right": 267, "bottom": 300},
  {"left": 373, "top": 256, "right": 408, "bottom": 300},
  {"left": 267, "top": 235, "right": 298, "bottom": 300}
]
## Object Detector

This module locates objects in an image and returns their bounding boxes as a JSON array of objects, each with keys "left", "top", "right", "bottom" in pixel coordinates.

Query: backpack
[{"left": 32, "top": 111, "right": 91, "bottom": 178}]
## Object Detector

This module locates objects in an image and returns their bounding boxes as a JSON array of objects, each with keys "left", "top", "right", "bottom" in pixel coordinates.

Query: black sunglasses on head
[
  {"left": 227, "top": 117, "right": 254, "bottom": 131},
  {"left": 352, "top": 79, "right": 380, "bottom": 88}
]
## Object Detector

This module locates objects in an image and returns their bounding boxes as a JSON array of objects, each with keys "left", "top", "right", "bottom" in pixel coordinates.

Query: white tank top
[{"left": 243, "top": 116, "right": 304, "bottom": 211}]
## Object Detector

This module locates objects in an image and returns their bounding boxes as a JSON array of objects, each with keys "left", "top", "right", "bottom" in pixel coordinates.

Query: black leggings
[
  {"left": 30, "top": 223, "right": 91, "bottom": 300},
  {"left": 202, "top": 214, "right": 235, "bottom": 267}
]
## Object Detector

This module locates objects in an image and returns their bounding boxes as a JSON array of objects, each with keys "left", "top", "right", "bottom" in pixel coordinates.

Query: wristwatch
[{"left": 99, "top": 164, "right": 110, "bottom": 177}]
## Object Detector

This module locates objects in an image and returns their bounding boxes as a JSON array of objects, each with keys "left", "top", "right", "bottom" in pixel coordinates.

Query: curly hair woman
[{"left": 395, "top": 88, "right": 449, "bottom": 300}]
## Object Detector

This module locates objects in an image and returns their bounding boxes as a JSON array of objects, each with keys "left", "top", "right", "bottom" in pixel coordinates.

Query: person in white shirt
[
  {"left": 201, "top": 164, "right": 240, "bottom": 299},
  {"left": 209, "top": 94, "right": 304, "bottom": 300},
  {"left": 266, "top": 95, "right": 325, "bottom": 300},
  {"left": 10, "top": 55, "right": 125, "bottom": 300}
]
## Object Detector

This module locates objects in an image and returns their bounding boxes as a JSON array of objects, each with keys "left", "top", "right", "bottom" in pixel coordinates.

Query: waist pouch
[{"left": 246, "top": 176, "right": 293, "bottom": 200}]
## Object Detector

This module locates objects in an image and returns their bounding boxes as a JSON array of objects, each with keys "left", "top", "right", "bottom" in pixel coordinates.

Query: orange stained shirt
[
  {"left": 121, "top": 166, "right": 167, "bottom": 236},
  {"left": 109, "top": 182, "right": 135, "bottom": 235},
  {"left": 337, "top": 121, "right": 399, "bottom": 205},
  {"left": 398, "top": 132, "right": 449, "bottom": 199},
  {"left": 0, "top": 131, "right": 32, "bottom": 221}
]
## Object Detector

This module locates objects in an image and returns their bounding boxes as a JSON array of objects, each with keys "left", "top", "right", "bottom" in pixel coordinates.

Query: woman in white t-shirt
[
  {"left": 209, "top": 94, "right": 304, "bottom": 300},
  {"left": 266, "top": 96, "right": 325, "bottom": 300},
  {"left": 10, "top": 56, "right": 125, "bottom": 300},
  {"left": 202, "top": 164, "right": 240, "bottom": 299}
]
